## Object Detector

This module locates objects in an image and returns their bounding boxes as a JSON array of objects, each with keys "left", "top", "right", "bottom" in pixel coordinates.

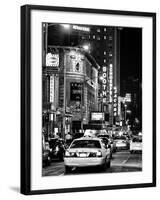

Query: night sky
[{"left": 120, "top": 27, "right": 142, "bottom": 81}]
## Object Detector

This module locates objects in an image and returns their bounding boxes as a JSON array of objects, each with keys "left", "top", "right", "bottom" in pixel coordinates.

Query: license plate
[{"left": 79, "top": 153, "right": 87, "bottom": 157}]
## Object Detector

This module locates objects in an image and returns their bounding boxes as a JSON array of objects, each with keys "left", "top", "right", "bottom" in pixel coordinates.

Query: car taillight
[
  {"left": 89, "top": 151, "right": 102, "bottom": 157},
  {"left": 89, "top": 152, "right": 97, "bottom": 157},
  {"left": 55, "top": 146, "right": 59, "bottom": 151},
  {"left": 65, "top": 151, "right": 70, "bottom": 157},
  {"left": 65, "top": 151, "right": 76, "bottom": 157},
  {"left": 96, "top": 150, "right": 102, "bottom": 157}
]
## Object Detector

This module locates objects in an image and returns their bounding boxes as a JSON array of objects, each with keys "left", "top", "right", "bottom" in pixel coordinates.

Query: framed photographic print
[{"left": 21, "top": 4, "right": 156, "bottom": 195}]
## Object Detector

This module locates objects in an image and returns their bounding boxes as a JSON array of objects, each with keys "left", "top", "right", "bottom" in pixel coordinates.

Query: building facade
[{"left": 42, "top": 46, "right": 99, "bottom": 140}]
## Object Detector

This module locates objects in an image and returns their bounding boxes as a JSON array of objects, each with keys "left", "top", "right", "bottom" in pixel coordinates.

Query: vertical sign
[
  {"left": 118, "top": 96, "right": 121, "bottom": 116},
  {"left": 102, "top": 66, "right": 108, "bottom": 103},
  {"left": 113, "top": 86, "right": 118, "bottom": 116},
  {"left": 109, "top": 64, "right": 113, "bottom": 103},
  {"left": 50, "top": 75, "right": 54, "bottom": 103}
]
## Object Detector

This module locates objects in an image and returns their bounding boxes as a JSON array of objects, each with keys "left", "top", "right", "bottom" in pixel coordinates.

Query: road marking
[{"left": 121, "top": 155, "right": 130, "bottom": 165}]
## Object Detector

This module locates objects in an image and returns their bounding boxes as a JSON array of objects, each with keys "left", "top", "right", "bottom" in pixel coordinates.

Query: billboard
[
  {"left": 91, "top": 112, "right": 104, "bottom": 121},
  {"left": 46, "top": 53, "right": 59, "bottom": 67}
]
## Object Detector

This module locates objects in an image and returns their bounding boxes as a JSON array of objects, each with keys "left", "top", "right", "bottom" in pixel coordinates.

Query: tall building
[
  {"left": 121, "top": 76, "right": 142, "bottom": 130},
  {"left": 77, "top": 25, "right": 121, "bottom": 125}
]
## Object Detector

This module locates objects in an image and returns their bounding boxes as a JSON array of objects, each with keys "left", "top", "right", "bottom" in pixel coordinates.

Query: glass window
[
  {"left": 132, "top": 137, "right": 142, "bottom": 142},
  {"left": 70, "top": 140, "right": 101, "bottom": 148},
  {"left": 97, "top": 36, "right": 101, "bottom": 40}
]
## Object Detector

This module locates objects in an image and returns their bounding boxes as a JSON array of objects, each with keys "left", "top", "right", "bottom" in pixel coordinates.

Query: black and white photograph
[
  {"left": 20, "top": 5, "right": 156, "bottom": 194},
  {"left": 42, "top": 23, "right": 142, "bottom": 176}
]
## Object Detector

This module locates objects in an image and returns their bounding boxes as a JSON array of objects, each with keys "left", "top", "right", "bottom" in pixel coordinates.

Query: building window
[
  {"left": 97, "top": 28, "right": 101, "bottom": 32},
  {"left": 104, "top": 59, "right": 106, "bottom": 63},
  {"left": 104, "top": 28, "right": 107, "bottom": 32},
  {"left": 109, "top": 36, "right": 113, "bottom": 40},
  {"left": 93, "top": 35, "right": 95, "bottom": 39},
  {"left": 104, "top": 36, "right": 107, "bottom": 40},
  {"left": 97, "top": 36, "right": 101, "bottom": 40},
  {"left": 75, "top": 62, "right": 80, "bottom": 72},
  {"left": 104, "top": 51, "right": 106, "bottom": 55},
  {"left": 109, "top": 53, "right": 112, "bottom": 57}
]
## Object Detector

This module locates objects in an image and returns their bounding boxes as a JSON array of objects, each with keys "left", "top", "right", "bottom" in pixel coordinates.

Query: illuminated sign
[
  {"left": 102, "top": 66, "right": 108, "bottom": 103},
  {"left": 109, "top": 64, "right": 113, "bottom": 102},
  {"left": 124, "top": 93, "right": 131, "bottom": 102},
  {"left": 91, "top": 112, "right": 104, "bottom": 121},
  {"left": 50, "top": 75, "right": 54, "bottom": 103},
  {"left": 118, "top": 96, "right": 121, "bottom": 116},
  {"left": 46, "top": 53, "right": 59, "bottom": 67},
  {"left": 73, "top": 25, "right": 90, "bottom": 32},
  {"left": 113, "top": 87, "right": 118, "bottom": 116}
]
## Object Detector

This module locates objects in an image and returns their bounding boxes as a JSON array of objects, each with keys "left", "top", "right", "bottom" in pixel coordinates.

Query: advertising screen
[{"left": 91, "top": 112, "right": 104, "bottom": 121}]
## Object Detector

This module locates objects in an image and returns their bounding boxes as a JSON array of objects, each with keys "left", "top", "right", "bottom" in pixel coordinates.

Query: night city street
[{"left": 42, "top": 22, "right": 142, "bottom": 176}]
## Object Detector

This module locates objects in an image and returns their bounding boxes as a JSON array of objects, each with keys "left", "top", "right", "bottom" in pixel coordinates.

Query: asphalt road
[{"left": 42, "top": 150, "right": 142, "bottom": 176}]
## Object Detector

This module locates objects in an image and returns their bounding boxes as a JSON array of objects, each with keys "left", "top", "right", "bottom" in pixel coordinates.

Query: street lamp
[
  {"left": 61, "top": 24, "right": 70, "bottom": 29},
  {"left": 82, "top": 44, "right": 90, "bottom": 51},
  {"left": 124, "top": 104, "right": 127, "bottom": 126}
]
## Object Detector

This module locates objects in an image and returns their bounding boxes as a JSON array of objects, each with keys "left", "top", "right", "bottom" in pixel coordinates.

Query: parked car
[
  {"left": 130, "top": 136, "right": 142, "bottom": 153},
  {"left": 49, "top": 138, "right": 65, "bottom": 161},
  {"left": 42, "top": 149, "right": 51, "bottom": 167},
  {"left": 42, "top": 142, "right": 51, "bottom": 167},
  {"left": 114, "top": 135, "right": 129, "bottom": 150},
  {"left": 64, "top": 136, "right": 111, "bottom": 173}
]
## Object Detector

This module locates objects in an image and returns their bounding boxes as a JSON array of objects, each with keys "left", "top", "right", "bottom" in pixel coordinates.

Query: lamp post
[{"left": 124, "top": 103, "right": 127, "bottom": 127}]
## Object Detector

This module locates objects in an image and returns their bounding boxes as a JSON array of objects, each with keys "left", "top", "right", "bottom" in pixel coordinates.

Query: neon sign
[
  {"left": 50, "top": 75, "right": 54, "bottom": 103},
  {"left": 102, "top": 66, "right": 107, "bottom": 103},
  {"left": 109, "top": 64, "right": 113, "bottom": 103},
  {"left": 113, "top": 86, "right": 118, "bottom": 116},
  {"left": 73, "top": 25, "right": 90, "bottom": 32},
  {"left": 46, "top": 53, "right": 59, "bottom": 67}
]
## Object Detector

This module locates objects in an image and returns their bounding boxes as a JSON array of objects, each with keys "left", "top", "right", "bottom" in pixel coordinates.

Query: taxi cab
[{"left": 64, "top": 136, "right": 111, "bottom": 173}]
